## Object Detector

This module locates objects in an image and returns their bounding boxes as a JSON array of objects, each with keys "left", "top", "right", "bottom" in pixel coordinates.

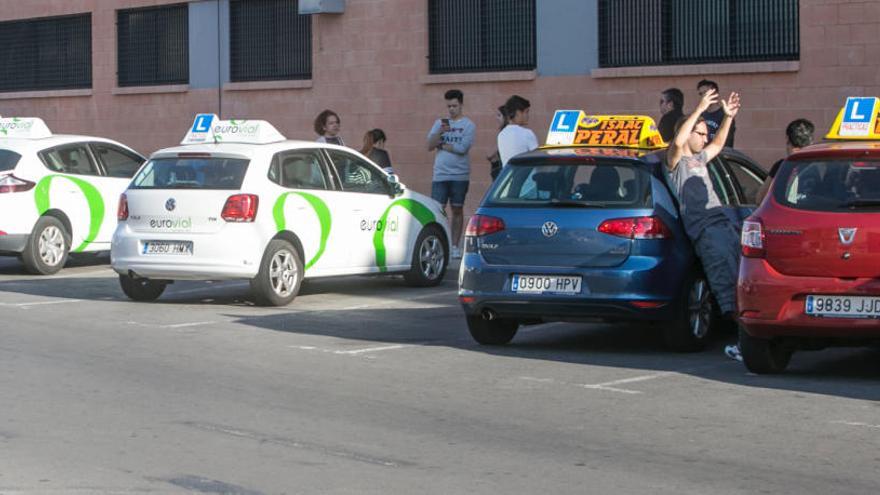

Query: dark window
[
  {"left": 273, "top": 150, "right": 329, "bottom": 190},
  {"left": 131, "top": 158, "right": 251, "bottom": 190},
  {"left": 230, "top": 0, "right": 311, "bottom": 82},
  {"left": 707, "top": 159, "right": 735, "bottom": 205},
  {"left": 428, "top": 0, "right": 536, "bottom": 74},
  {"left": 598, "top": 0, "right": 799, "bottom": 68},
  {"left": 325, "top": 150, "right": 388, "bottom": 195},
  {"left": 774, "top": 160, "right": 880, "bottom": 212},
  {"left": 0, "top": 14, "right": 91, "bottom": 92},
  {"left": 117, "top": 4, "right": 189, "bottom": 87},
  {"left": 91, "top": 143, "right": 144, "bottom": 179},
  {"left": 0, "top": 149, "right": 22, "bottom": 172},
  {"left": 723, "top": 157, "right": 764, "bottom": 205},
  {"left": 40, "top": 144, "right": 100, "bottom": 176}
]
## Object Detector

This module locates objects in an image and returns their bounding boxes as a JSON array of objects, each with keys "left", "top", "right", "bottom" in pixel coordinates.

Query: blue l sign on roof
[
  {"left": 192, "top": 113, "right": 215, "bottom": 133},
  {"left": 550, "top": 110, "right": 581, "bottom": 132},
  {"left": 839, "top": 97, "right": 878, "bottom": 137}
]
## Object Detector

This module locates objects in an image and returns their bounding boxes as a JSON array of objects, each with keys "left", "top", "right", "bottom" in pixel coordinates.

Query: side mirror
[{"left": 387, "top": 174, "right": 404, "bottom": 197}]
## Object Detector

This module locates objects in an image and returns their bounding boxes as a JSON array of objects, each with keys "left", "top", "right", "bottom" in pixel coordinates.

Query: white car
[
  {"left": 111, "top": 115, "right": 450, "bottom": 306},
  {"left": 0, "top": 118, "right": 145, "bottom": 274}
]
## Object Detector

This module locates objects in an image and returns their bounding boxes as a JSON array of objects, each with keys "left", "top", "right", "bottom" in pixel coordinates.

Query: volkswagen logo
[
  {"left": 541, "top": 221, "right": 558, "bottom": 238},
  {"left": 838, "top": 227, "right": 857, "bottom": 245},
  {"left": 165, "top": 198, "right": 176, "bottom": 212}
]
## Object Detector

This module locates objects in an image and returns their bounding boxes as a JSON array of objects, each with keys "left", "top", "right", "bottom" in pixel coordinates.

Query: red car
[{"left": 738, "top": 138, "right": 880, "bottom": 373}]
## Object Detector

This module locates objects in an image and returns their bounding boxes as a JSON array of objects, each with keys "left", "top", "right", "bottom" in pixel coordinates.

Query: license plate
[
  {"left": 512, "top": 275, "right": 582, "bottom": 295},
  {"left": 142, "top": 240, "right": 193, "bottom": 256},
  {"left": 805, "top": 295, "right": 880, "bottom": 318}
]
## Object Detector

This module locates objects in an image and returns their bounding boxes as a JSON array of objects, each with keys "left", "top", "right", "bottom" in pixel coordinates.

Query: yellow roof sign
[
  {"left": 826, "top": 97, "right": 880, "bottom": 140},
  {"left": 545, "top": 110, "right": 665, "bottom": 149}
]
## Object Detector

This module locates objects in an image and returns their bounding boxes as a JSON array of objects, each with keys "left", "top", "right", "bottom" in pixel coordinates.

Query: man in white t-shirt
[{"left": 498, "top": 95, "right": 538, "bottom": 167}]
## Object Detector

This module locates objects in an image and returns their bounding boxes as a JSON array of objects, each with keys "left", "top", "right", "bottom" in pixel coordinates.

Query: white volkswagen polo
[
  {"left": 0, "top": 117, "right": 145, "bottom": 274},
  {"left": 111, "top": 115, "right": 450, "bottom": 306}
]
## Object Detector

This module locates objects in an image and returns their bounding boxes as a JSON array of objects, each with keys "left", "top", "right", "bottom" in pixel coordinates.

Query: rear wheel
[
  {"left": 403, "top": 225, "right": 447, "bottom": 287},
  {"left": 665, "top": 275, "right": 714, "bottom": 352},
  {"left": 466, "top": 315, "right": 519, "bottom": 345},
  {"left": 119, "top": 274, "right": 167, "bottom": 302},
  {"left": 739, "top": 326, "right": 792, "bottom": 374},
  {"left": 22, "top": 216, "right": 70, "bottom": 275},
  {"left": 251, "top": 239, "right": 303, "bottom": 306}
]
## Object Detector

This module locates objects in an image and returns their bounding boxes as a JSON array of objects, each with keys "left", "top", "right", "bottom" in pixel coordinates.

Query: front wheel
[
  {"left": 119, "top": 274, "right": 167, "bottom": 302},
  {"left": 403, "top": 225, "right": 447, "bottom": 287},
  {"left": 466, "top": 315, "right": 519, "bottom": 345},
  {"left": 250, "top": 239, "right": 303, "bottom": 306},
  {"left": 664, "top": 275, "right": 714, "bottom": 352},
  {"left": 739, "top": 326, "right": 792, "bottom": 374},
  {"left": 22, "top": 216, "right": 70, "bottom": 275}
]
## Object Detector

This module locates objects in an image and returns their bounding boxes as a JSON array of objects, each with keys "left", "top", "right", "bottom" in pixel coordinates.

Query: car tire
[
  {"left": 739, "top": 325, "right": 792, "bottom": 374},
  {"left": 403, "top": 225, "right": 447, "bottom": 287},
  {"left": 664, "top": 274, "right": 714, "bottom": 352},
  {"left": 250, "top": 239, "right": 303, "bottom": 307},
  {"left": 119, "top": 274, "right": 167, "bottom": 302},
  {"left": 466, "top": 315, "right": 519, "bottom": 345},
  {"left": 22, "top": 216, "right": 71, "bottom": 275}
]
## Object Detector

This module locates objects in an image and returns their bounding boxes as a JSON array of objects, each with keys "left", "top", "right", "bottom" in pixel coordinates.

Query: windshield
[
  {"left": 0, "top": 149, "right": 22, "bottom": 172},
  {"left": 130, "top": 157, "right": 250, "bottom": 190},
  {"left": 773, "top": 159, "right": 880, "bottom": 212},
  {"left": 488, "top": 160, "right": 652, "bottom": 208}
]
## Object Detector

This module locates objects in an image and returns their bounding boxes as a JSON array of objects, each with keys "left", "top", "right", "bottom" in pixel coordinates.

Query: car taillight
[
  {"left": 598, "top": 216, "right": 672, "bottom": 239},
  {"left": 0, "top": 175, "right": 35, "bottom": 193},
  {"left": 741, "top": 219, "right": 765, "bottom": 258},
  {"left": 221, "top": 194, "right": 259, "bottom": 222},
  {"left": 465, "top": 215, "right": 505, "bottom": 237},
  {"left": 117, "top": 193, "right": 129, "bottom": 221}
]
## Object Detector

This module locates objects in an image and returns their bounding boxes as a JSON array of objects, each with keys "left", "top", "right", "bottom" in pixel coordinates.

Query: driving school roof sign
[
  {"left": 826, "top": 97, "right": 880, "bottom": 140},
  {"left": 545, "top": 111, "right": 665, "bottom": 149},
  {"left": 181, "top": 113, "right": 286, "bottom": 145},
  {"left": 0, "top": 117, "right": 52, "bottom": 139}
]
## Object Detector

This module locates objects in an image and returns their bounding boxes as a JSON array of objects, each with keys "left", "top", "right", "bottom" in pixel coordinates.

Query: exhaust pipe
[{"left": 481, "top": 309, "right": 497, "bottom": 321}]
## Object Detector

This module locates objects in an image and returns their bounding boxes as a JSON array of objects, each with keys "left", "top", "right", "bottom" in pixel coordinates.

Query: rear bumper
[
  {"left": 0, "top": 233, "right": 28, "bottom": 254},
  {"left": 738, "top": 258, "right": 880, "bottom": 339},
  {"left": 458, "top": 251, "right": 684, "bottom": 322}
]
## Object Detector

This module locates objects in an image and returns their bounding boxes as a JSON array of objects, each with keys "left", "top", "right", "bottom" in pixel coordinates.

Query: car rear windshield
[
  {"left": 773, "top": 159, "right": 880, "bottom": 212},
  {"left": 0, "top": 149, "right": 22, "bottom": 172},
  {"left": 487, "top": 160, "right": 652, "bottom": 208},
  {"left": 130, "top": 157, "right": 250, "bottom": 190}
]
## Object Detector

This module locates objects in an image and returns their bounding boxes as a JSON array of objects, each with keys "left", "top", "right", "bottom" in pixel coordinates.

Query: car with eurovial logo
[
  {"left": 0, "top": 117, "right": 145, "bottom": 274},
  {"left": 459, "top": 111, "right": 767, "bottom": 351},
  {"left": 737, "top": 97, "right": 880, "bottom": 373},
  {"left": 111, "top": 114, "right": 450, "bottom": 306}
]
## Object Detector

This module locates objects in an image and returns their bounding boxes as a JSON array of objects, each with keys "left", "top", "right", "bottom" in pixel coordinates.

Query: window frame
[
  {"left": 322, "top": 149, "right": 391, "bottom": 196},
  {"left": 269, "top": 149, "right": 334, "bottom": 191},
  {"left": 720, "top": 155, "right": 766, "bottom": 206},
  {"left": 88, "top": 142, "right": 146, "bottom": 179},
  {"left": 38, "top": 143, "right": 101, "bottom": 177}
]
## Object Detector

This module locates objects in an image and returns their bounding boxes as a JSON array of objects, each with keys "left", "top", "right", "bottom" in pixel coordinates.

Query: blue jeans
[
  {"left": 693, "top": 221, "right": 741, "bottom": 314},
  {"left": 431, "top": 180, "right": 469, "bottom": 207}
]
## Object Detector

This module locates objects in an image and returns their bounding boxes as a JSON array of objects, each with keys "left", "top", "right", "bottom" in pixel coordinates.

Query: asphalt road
[{"left": 0, "top": 254, "right": 878, "bottom": 494}]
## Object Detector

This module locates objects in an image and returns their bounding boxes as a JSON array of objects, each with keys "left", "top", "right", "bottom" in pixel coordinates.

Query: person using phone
[{"left": 426, "top": 89, "right": 476, "bottom": 259}]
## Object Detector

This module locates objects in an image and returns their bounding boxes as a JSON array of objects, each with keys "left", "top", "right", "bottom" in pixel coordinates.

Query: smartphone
[{"left": 441, "top": 118, "right": 450, "bottom": 127}]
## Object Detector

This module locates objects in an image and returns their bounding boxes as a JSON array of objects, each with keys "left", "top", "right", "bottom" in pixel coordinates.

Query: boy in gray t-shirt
[{"left": 667, "top": 88, "right": 742, "bottom": 360}]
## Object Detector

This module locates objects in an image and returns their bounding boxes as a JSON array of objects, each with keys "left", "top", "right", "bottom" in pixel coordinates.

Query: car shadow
[
  {"left": 0, "top": 252, "right": 111, "bottom": 275},
  {"left": 1, "top": 274, "right": 876, "bottom": 401}
]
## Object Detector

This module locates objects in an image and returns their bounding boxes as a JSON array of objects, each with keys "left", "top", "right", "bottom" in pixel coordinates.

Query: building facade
[{"left": 0, "top": 0, "right": 872, "bottom": 213}]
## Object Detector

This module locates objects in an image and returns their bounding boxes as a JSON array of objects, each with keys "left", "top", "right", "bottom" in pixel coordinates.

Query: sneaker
[
  {"left": 450, "top": 246, "right": 462, "bottom": 259},
  {"left": 724, "top": 344, "right": 743, "bottom": 362}
]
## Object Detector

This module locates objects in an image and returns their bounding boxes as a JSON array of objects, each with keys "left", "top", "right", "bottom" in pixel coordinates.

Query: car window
[
  {"left": 774, "top": 159, "right": 880, "bottom": 212},
  {"left": 724, "top": 157, "right": 764, "bottom": 205},
  {"left": 272, "top": 150, "right": 329, "bottom": 190},
  {"left": 707, "top": 159, "right": 734, "bottom": 205},
  {"left": 130, "top": 157, "right": 250, "bottom": 190},
  {"left": 40, "top": 144, "right": 100, "bottom": 176},
  {"left": 489, "top": 161, "right": 652, "bottom": 207},
  {"left": 0, "top": 149, "right": 22, "bottom": 172},
  {"left": 325, "top": 149, "right": 388, "bottom": 194},
  {"left": 91, "top": 143, "right": 143, "bottom": 178}
]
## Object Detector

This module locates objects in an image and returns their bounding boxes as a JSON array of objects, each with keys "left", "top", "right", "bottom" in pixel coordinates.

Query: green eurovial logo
[
  {"left": 273, "top": 192, "right": 332, "bottom": 270},
  {"left": 373, "top": 199, "right": 436, "bottom": 272},
  {"left": 34, "top": 175, "right": 105, "bottom": 252}
]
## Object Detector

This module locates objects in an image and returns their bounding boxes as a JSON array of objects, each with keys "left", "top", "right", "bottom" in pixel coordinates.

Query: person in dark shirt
[
  {"left": 361, "top": 128, "right": 393, "bottom": 174},
  {"left": 755, "top": 119, "right": 815, "bottom": 204},
  {"left": 658, "top": 88, "right": 684, "bottom": 143},
  {"left": 697, "top": 80, "right": 736, "bottom": 147}
]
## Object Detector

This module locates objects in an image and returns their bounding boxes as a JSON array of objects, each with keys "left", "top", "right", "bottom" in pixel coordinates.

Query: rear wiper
[
  {"left": 549, "top": 198, "right": 607, "bottom": 208},
  {"left": 842, "top": 199, "right": 880, "bottom": 208}
]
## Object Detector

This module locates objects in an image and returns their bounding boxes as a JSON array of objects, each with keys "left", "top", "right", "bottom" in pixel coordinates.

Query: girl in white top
[{"left": 497, "top": 95, "right": 538, "bottom": 166}]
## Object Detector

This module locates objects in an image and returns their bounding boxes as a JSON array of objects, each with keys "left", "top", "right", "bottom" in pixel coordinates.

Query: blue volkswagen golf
[{"left": 458, "top": 113, "right": 766, "bottom": 351}]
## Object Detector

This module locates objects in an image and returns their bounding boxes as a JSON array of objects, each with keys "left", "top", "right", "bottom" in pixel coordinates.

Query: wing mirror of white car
[{"left": 387, "top": 173, "right": 405, "bottom": 197}]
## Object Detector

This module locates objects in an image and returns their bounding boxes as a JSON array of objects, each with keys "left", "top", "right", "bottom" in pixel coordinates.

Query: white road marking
[
  {"left": 335, "top": 344, "right": 408, "bottom": 355},
  {"left": 519, "top": 371, "right": 674, "bottom": 395},
  {"left": 831, "top": 420, "right": 880, "bottom": 430},
  {"left": 587, "top": 372, "right": 672, "bottom": 388},
  {"left": 126, "top": 320, "right": 217, "bottom": 329},
  {"left": 0, "top": 299, "right": 83, "bottom": 308},
  {"left": 290, "top": 343, "right": 413, "bottom": 356}
]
